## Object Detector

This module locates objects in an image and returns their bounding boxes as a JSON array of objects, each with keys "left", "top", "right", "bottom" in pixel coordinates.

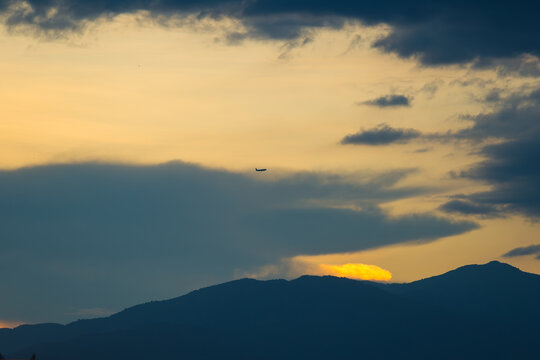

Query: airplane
[{"left": 255, "top": 168, "right": 267, "bottom": 172}]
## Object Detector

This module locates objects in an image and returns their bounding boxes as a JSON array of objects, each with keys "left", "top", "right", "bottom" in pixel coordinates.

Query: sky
[{"left": 1, "top": 0, "right": 540, "bottom": 325}]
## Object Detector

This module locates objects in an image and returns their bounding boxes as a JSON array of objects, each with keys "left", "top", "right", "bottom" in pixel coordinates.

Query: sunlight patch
[{"left": 318, "top": 263, "right": 392, "bottom": 281}]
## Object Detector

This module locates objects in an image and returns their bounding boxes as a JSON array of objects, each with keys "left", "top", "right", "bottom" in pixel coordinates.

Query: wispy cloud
[
  {"left": 357, "top": 94, "right": 412, "bottom": 108},
  {"left": 438, "top": 199, "right": 502, "bottom": 218},
  {"left": 503, "top": 244, "right": 540, "bottom": 259},
  {"left": 341, "top": 124, "right": 421, "bottom": 145}
]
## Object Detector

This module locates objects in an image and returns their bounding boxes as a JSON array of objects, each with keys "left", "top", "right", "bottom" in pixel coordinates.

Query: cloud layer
[
  {"left": 0, "top": 162, "right": 476, "bottom": 323},
  {"left": 1, "top": 0, "right": 540, "bottom": 66}
]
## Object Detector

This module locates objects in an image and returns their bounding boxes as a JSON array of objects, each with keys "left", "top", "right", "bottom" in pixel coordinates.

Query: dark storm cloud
[
  {"left": 358, "top": 94, "right": 412, "bottom": 108},
  {"left": 341, "top": 124, "right": 422, "bottom": 145},
  {"left": 1, "top": 0, "right": 540, "bottom": 67},
  {"left": 440, "top": 87, "right": 540, "bottom": 219},
  {"left": 0, "top": 161, "right": 476, "bottom": 323},
  {"left": 503, "top": 244, "right": 540, "bottom": 258}
]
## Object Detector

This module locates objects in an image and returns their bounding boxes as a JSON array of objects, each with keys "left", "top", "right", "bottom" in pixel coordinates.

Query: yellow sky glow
[
  {"left": 0, "top": 319, "right": 23, "bottom": 329},
  {"left": 2, "top": 16, "right": 540, "bottom": 282}
]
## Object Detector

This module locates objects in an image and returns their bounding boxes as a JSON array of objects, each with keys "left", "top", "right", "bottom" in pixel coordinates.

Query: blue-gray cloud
[
  {"left": 503, "top": 244, "right": 540, "bottom": 259},
  {"left": 440, "top": 88, "right": 540, "bottom": 219},
  {"left": 458, "top": 132, "right": 540, "bottom": 218},
  {"left": 358, "top": 94, "right": 412, "bottom": 108},
  {"left": 0, "top": 161, "right": 476, "bottom": 323},
  {"left": 1, "top": 0, "right": 540, "bottom": 67},
  {"left": 438, "top": 199, "right": 501, "bottom": 218},
  {"left": 341, "top": 124, "right": 422, "bottom": 145},
  {"left": 473, "top": 56, "right": 540, "bottom": 78},
  {"left": 455, "top": 88, "right": 540, "bottom": 141}
]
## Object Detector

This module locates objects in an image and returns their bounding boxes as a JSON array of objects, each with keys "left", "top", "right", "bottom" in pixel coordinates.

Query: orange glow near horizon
[
  {"left": 0, "top": 320, "right": 23, "bottom": 329},
  {"left": 318, "top": 263, "right": 392, "bottom": 281}
]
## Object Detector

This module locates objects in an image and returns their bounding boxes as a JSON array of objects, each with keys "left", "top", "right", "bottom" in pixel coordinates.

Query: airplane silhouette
[{"left": 255, "top": 168, "right": 267, "bottom": 172}]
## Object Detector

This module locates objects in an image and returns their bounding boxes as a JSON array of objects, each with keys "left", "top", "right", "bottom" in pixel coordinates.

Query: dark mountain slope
[
  {"left": 2, "top": 261, "right": 540, "bottom": 359},
  {"left": 18, "top": 323, "right": 268, "bottom": 360},
  {"left": 387, "top": 261, "right": 540, "bottom": 322}
]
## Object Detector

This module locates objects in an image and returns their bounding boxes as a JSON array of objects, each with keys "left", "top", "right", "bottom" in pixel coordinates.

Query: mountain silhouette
[
  {"left": 1, "top": 261, "right": 539, "bottom": 359},
  {"left": 387, "top": 261, "right": 540, "bottom": 321}
]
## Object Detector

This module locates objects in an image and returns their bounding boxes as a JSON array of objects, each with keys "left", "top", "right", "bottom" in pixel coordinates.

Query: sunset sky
[{"left": 2, "top": 0, "right": 540, "bottom": 326}]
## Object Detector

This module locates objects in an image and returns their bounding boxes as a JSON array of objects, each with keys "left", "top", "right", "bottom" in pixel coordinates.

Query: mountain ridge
[{"left": 1, "top": 261, "right": 539, "bottom": 359}]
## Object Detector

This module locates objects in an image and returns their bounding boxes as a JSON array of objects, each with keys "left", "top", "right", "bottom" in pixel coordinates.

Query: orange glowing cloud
[{"left": 318, "top": 263, "right": 392, "bottom": 281}]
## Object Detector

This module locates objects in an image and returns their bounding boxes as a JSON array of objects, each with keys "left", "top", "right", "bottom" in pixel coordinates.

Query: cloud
[
  {"left": 502, "top": 244, "right": 540, "bottom": 259},
  {"left": 340, "top": 33, "right": 362, "bottom": 55},
  {"left": 1, "top": 0, "right": 540, "bottom": 68},
  {"left": 440, "top": 87, "right": 540, "bottom": 219},
  {"left": 341, "top": 124, "right": 422, "bottom": 145},
  {"left": 473, "top": 55, "right": 540, "bottom": 78},
  {"left": 358, "top": 94, "right": 412, "bottom": 108},
  {"left": 438, "top": 199, "right": 501, "bottom": 218},
  {"left": 0, "top": 161, "right": 476, "bottom": 323},
  {"left": 455, "top": 88, "right": 540, "bottom": 141},
  {"left": 420, "top": 80, "right": 443, "bottom": 99},
  {"left": 459, "top": 133, "right": 540, "bottom": 218}
]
